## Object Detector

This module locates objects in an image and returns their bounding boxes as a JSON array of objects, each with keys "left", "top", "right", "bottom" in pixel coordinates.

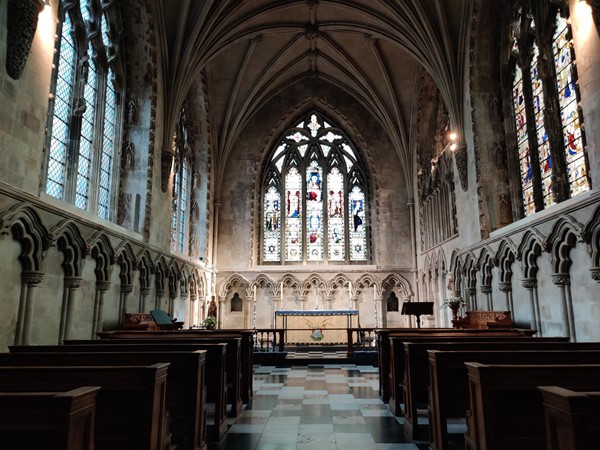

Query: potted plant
[
  {"left": 442, "top": 295, "right": 466, "bottom": 321},
  {"left": 202, "top": 316, "right": 218, "bottom": 330}
]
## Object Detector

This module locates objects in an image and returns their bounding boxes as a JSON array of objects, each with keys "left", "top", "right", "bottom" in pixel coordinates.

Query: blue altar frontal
[{"left": 275, "top": 310, "right": 359, "bottom": 344}]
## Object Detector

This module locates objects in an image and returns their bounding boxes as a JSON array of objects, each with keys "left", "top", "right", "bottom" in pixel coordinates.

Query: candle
[
  {"left": 373, "top": 285, "right": 376, "bottom": 298},
  {"left": 253, "top": 285, "right": 257, "bottom": 302},
  {"left": 280, "top": 282, "right": 283, "bottom": 301},
  {"left": 349, "top": 281, "right": 353, "bottom": 297}
]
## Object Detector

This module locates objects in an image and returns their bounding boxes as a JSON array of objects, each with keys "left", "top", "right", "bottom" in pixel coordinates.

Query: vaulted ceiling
[{"left": 153, "top": 0, "right": 472, "bottom": 195}]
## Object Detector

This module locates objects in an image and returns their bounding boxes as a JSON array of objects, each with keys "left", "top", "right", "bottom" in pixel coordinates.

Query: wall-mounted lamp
[{"left": 5, "top": 0, "right": 45, "bottom": 80}]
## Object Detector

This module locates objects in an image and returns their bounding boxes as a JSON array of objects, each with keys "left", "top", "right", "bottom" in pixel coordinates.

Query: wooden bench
[
  {"left": 387, "top": 335, "right": 566, "bottom": 417},
  {"left": 0, "top": 351, "right": 207, "bottom": 450},
  {"left": 465, "top": 363, "right": 600, "bottom": 450},
  {"left": 538, "top": 386, "right": 600, "bottom": 450},
  {"left": 427, "top": 345, "right": 600, "bottom": 450},
  {"left": 452, "top": 311, "right": 513, "bottom": 329},
  {"left": 539, "top": 386, "right": 600, "bottom": 450},
  {"left": 0, "top": 363, "right": 170, "bottom": 450},
  {"left": 12, "top": 343, "right": 228, "bottom": 442},
  {"left": 97, "top": 329, "right": 254, "bottom": 406},
  {"left": 0, "top": 386, "right": 99, "bottom": 450},
  {"left": 375, "top": 328, "right": 537, "bottom": 404}
]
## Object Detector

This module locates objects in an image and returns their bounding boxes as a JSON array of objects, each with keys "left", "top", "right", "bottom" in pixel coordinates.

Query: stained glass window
[
  {"left": 44, "top": 1, "right": 122, "bottom": 221},
  {"left": 171, "top": 109, "right": 192, "bottom": 255},
  {"left": 261, "top": 111, "right": 369, "bottom": 264},
  {"left": 552, "top": 13, "right": 589, "bottom": 196},
  {"left": 506, "top": 4, "right": 590, "bottom": 219}
]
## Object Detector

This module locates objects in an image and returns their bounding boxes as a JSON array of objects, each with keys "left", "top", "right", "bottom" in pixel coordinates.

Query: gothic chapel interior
[{"left": 2, "top": 0, "right": 600, "bottom": 351}]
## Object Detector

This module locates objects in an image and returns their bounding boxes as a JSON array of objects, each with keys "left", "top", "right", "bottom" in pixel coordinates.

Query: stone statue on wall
[
  {"left": 126, "top": 98, "right": 137, "bottom": 125},
  {"left": 123, "top": 141, "right": 135, "bottom": 171},
  {"left": 207, "top": 298, "right": 218, "bottom": 318}
]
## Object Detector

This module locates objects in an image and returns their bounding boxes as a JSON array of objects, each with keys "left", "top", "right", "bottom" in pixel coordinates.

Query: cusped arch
[
  {"left": 477, "top": 246, "right": 496, "bottom": 287},
  {"left": 51, "top": 220, "right": 89, "bottom": 279},
  {"left": 301, "top": 274, "right": 328, "bottom": 296},
  {"left": 89, "top": 233, "right": 115, "bottom": 283},
  {"left": 220, "top": 274, "right": 250, "bottom": 298},
  {"left": 381, "top": 273, "right": 413, "bottom": 298},
  {"left": 517, "top": 229, "right": 546, "bottom": 279},
  {"left": 0, "top": 203, "right": 52, "bottom": 272},
  {"left": 115, "top": 242, "right": 137, "bottom": 286},
  {"left": 252, "top": 274, "right": 276, "bottom": 296},
  {"left": 154, "top": 256, "right": 169, "bottom": 293},
  {"left": 136, "top": 250, "right": 154, "bottom": 289},
  {"left": 495, "top": 238, "right": 517, "bottom": 284},
  {"left": 546, "top": 216, "right": 584, "bottom": 275}
]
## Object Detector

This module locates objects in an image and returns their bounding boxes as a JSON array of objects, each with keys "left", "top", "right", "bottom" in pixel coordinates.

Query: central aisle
[{"left": 208, "top": 364, "right": 425, "bottom": 450}]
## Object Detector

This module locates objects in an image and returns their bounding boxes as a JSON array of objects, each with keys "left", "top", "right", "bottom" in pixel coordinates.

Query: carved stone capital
[
  {"left": 521, "top": 278, "right": 537, "bottom": 290},
  {"left": 121, "top": 284, "right": 134, "bottom": 294},
  {"left": 6, "top": 0, "right": 44, "bottom": 80},
  {"left": 498, "top": 282, "right": 512, "bottom": 292},
  {"left": 590, "top": 267, "right": 600, "bottom": 282},
  {"left": 65, "top": 277, "right": 82, "bottom": 289},
  {"left": 96, "top": 281, "right": 111, "bottom": 292},
  {"left": 465, "top": 287, "right": 476, "bottom": 296},
  {"left": 189, "top": 294, "right": 197, "bottom": 301},
  {"left": 297, "top": 295, "right": 306, "bottom": 302},
  {"left": 140, "top": 287, "right": 151, "bottom": 296},
  {"left": 22, "top": 271, "right": 44, "bottom": 286},
  {"left": 480, "top": 285, "right": 492, "bottom": 294},
  {"left": 156, "top": 289, "right": 165, "bottom": 298},
  {"left": 551, "top": 273, "right": 571, "bottom": 286}
]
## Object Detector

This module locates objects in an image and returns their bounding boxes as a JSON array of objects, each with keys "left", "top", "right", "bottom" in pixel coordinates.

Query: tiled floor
[{"left": 208, "top": 364, "right": 428, "bottom": 450}]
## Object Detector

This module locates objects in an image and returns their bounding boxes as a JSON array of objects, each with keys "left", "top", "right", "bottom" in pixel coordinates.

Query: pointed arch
[
  {"left": 137, "top": 250, "right": 154, "bottom": 289},
  {"left": 0, "top": 204, "right": 53, "bottom": 273},
  {"left": 220, "top": 274, "right": 250, "bottom": 298},
  {"left": 496, "top": 238, "right": 517, "bottom": 284},
  {"left": 477, "top": 246, "right": 496, "bottom": 287},
  {"left": 154, "top": 256, "right": 169, "bottom": 293},
  {"left": 115, "top": 243, "right": 137, "bottom": 286},
  {"left": 583, "top": 203, "right": 600, "bottom": 269},
  {"left": 301, "top": 273, "right": 328, "bottom": 296},
  {"left": 381, "top": 273, "right": 413, "bottom": 298},
  {"left": 546, "top": 216, "right": 584, "bottom": 275},
  {"left": 49, "top": 220, "right": 88, "bottom": 279},
  {"left": 89, "top": 233, "right": 115, "bottom": 283},
  {"left": 517, "top": 229, "right": 546, "bottom": 279},
  {"left": 252, "top": 274, "right": 276, "bottom": 296}
]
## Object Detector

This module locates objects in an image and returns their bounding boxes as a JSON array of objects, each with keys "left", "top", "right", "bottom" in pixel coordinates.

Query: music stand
[{"left": 401, "top": 301, "right": 434, "bottom": 329}]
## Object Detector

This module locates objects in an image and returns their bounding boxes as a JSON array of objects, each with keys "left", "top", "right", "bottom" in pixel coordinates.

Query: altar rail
[{"left": 252, "top": 328, "right": 376, "bottom": 357}]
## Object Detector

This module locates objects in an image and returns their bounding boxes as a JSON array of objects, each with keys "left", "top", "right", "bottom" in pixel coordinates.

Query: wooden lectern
[{"left": 401, "top": 301, "right": 434, "bottom": 329}]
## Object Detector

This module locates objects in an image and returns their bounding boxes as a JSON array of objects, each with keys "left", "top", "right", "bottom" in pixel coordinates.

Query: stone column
[
  {"left": 324, "top": 295, "right": 333, "bottom": 311},
  {"left": 168, "top": 292, "right": 177, "bottom": 318},
  {"left": 552, "top": 274, "right": 576, "bottom": 342},
  {"left": 522, "top": 278, "right": 541, "bottom": 335},
  {"left": 350, "top": 295, "right": 358, "bottom": 311},
  {"left": 119, "top": 284, "right": 133, "bottom": 326},
  {"left": 155, "top": 289, "right": 165, "bottom": 310},
  {"left": 139, "top": 287, "right": 151, "bottom": 313},
  {"left": 92, "top": 281, "right": 111, "bottom": 338},
  {"left": 498, "top": 282, "right": 513, "bottom": 313},
  {"left": 198, "top": 295, "right": 207, "bottom": 322},
  {"left": 218, "top": 296, "right": 226, "bottom": 329},
  {"left": 245, "top": 296, "right": 254, "bottom": 329},
  {"left": 297, "top": 295, "right": 306, "bottom": 311},
  {"left": 465, "top": 287, "right": 477, "bottom": 311},
  {"left": 480, "top": 285, "right": 492, "bottom": 310},
  {"left": 59, "top": 277, "right": 82, "bottom": 343},
  {"left": 188, "top": 293, "right": 198, "bottom": 327},
  {"left": 16, "top": 271, "right": 44, "bottom": 346}
]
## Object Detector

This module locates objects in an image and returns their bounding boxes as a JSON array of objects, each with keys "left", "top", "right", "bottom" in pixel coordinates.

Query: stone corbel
[
  {"left": 454, "top": 144, "right": 468, "bottom": 191},
  {"left": 6, "top": 0, "right": 44, "bottom": 80}
]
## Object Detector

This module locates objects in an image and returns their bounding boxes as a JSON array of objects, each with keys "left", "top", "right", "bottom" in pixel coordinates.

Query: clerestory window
[
  {"left": 44, "top": 0, "right": 123, "bottom": 220},
  {"left": 507, "top": 3, "right": 590, "bottom": 218},
  {"left": 261, "top": 111, "right": 369, "bottom": 264}
]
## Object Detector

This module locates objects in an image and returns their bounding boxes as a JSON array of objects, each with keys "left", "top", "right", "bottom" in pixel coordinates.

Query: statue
[
  {"left": 126, "top": 98, "right": 137, "bottom": 124},
  {"left": 207, "top": 297, "right": 217, "bottom": 318}
]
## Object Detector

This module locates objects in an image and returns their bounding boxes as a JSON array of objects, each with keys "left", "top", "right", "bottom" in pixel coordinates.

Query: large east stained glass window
[
  {"left": 44, "top": 1, "right": 123, "bottom": 220},
  {"left": 506, "top": 3, "right": 590, "bottom": 218},
  {"left": 261, "top": 111, "right": 369, "bottom": 264}
]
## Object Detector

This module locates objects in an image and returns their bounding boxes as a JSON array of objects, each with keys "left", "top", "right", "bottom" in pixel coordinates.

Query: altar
[{"left": 275, "top": 310, "right": 359, "bottom": 345}]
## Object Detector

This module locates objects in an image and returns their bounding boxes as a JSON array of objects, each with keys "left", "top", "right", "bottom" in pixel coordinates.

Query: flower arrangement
[
  {"left": 202, "top": 316, "right": 219, "bottom": 330},
  {"left": 442, "top": 295, "right": 466, "bottom": 310}
]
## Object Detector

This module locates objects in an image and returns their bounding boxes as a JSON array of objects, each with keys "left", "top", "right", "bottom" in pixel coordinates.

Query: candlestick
[
  {"left": 373, "top": 285, "right": 376, "bottom": 298},
  {"left": 253, "top": 285, "right": 257, "bottom": 302},
  {"left": 280, "top": 282, "right": 283, "bottom": 300}
]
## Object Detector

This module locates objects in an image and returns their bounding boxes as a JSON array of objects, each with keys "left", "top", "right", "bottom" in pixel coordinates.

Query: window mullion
[{"left": 88, "top": 61, "right": 107, "bottom": 215}]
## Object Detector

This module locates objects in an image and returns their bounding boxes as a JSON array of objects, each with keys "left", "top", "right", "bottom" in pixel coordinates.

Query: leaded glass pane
[
  {"left": 512, "top": 65, "right": 535, "bottom": 216},
  {"left": 306, "top": 161, "right": 323, "bottom": 261},
  {"left": 285, "top": 167, "right": 302, "bottom": 261},
  {"left": 179, "top": 163, "right": 188, "bottom": 253},
  {"left": 308, "top": 114, "right": 321, "bottom": 137},
  {"left": 98, "top": 71, "right": 116, "bottom": 219},
  {"left": 46, "top": 13, "right": 76, "bottom": 199},
  {"left": 327, "top": 167, "right": 345, "bottom": 261},
  {"left": 171, "top": 160, "right": 181, "bottom": 252},
  {"left": 349, "top": 186, "right": 366, "bottom": 261},
  {"left": 263, "top": 186, "right": 281, "bottom": 261},
  {"left": 75, "top": 47, "right": 97, "bottom": 210},
  {"left": 553, "top": 14, "right": 589, "bottom": 196},
  {"left": 530, "top": 43, "right": 554, "bottom": 208}
]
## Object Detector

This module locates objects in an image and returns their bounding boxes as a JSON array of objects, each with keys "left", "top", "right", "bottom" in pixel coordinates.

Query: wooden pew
[
  {"left": 427, "top": 345, "right": 600, "bottom": 450},
  {"left": 0, "top": 351, "right": 207, "bottom": 450},
  {"left": 0, "top": 363, "right": 170, "bottom": 450},
  {"left": 465, "top": 363, "right": 600, "bottom": 450},
  {"left": 452, "top": 310, "right": 512, "bottom": 329},
  {"left": 539, "top": 386, "right": 600, "bottom": 450},
  {"left": 375, "top": 328, "right": 537, "bottom": 404},
  {"left": 0, "top": 386, "right": 99, "bottom": 450},
  {"left": 388, "top": 335, "right": 567, "bottom": 418},
  {"left": 97, "top": 329, "right": 254, "bottom": 405},
  {"left": 11, "top": 343, "right": 228, "bottom": 442}
]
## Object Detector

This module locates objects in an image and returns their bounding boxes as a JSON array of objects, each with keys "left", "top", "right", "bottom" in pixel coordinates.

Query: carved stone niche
[{"left": 6, "top": 0, "right": 45, "bottom": 80}]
